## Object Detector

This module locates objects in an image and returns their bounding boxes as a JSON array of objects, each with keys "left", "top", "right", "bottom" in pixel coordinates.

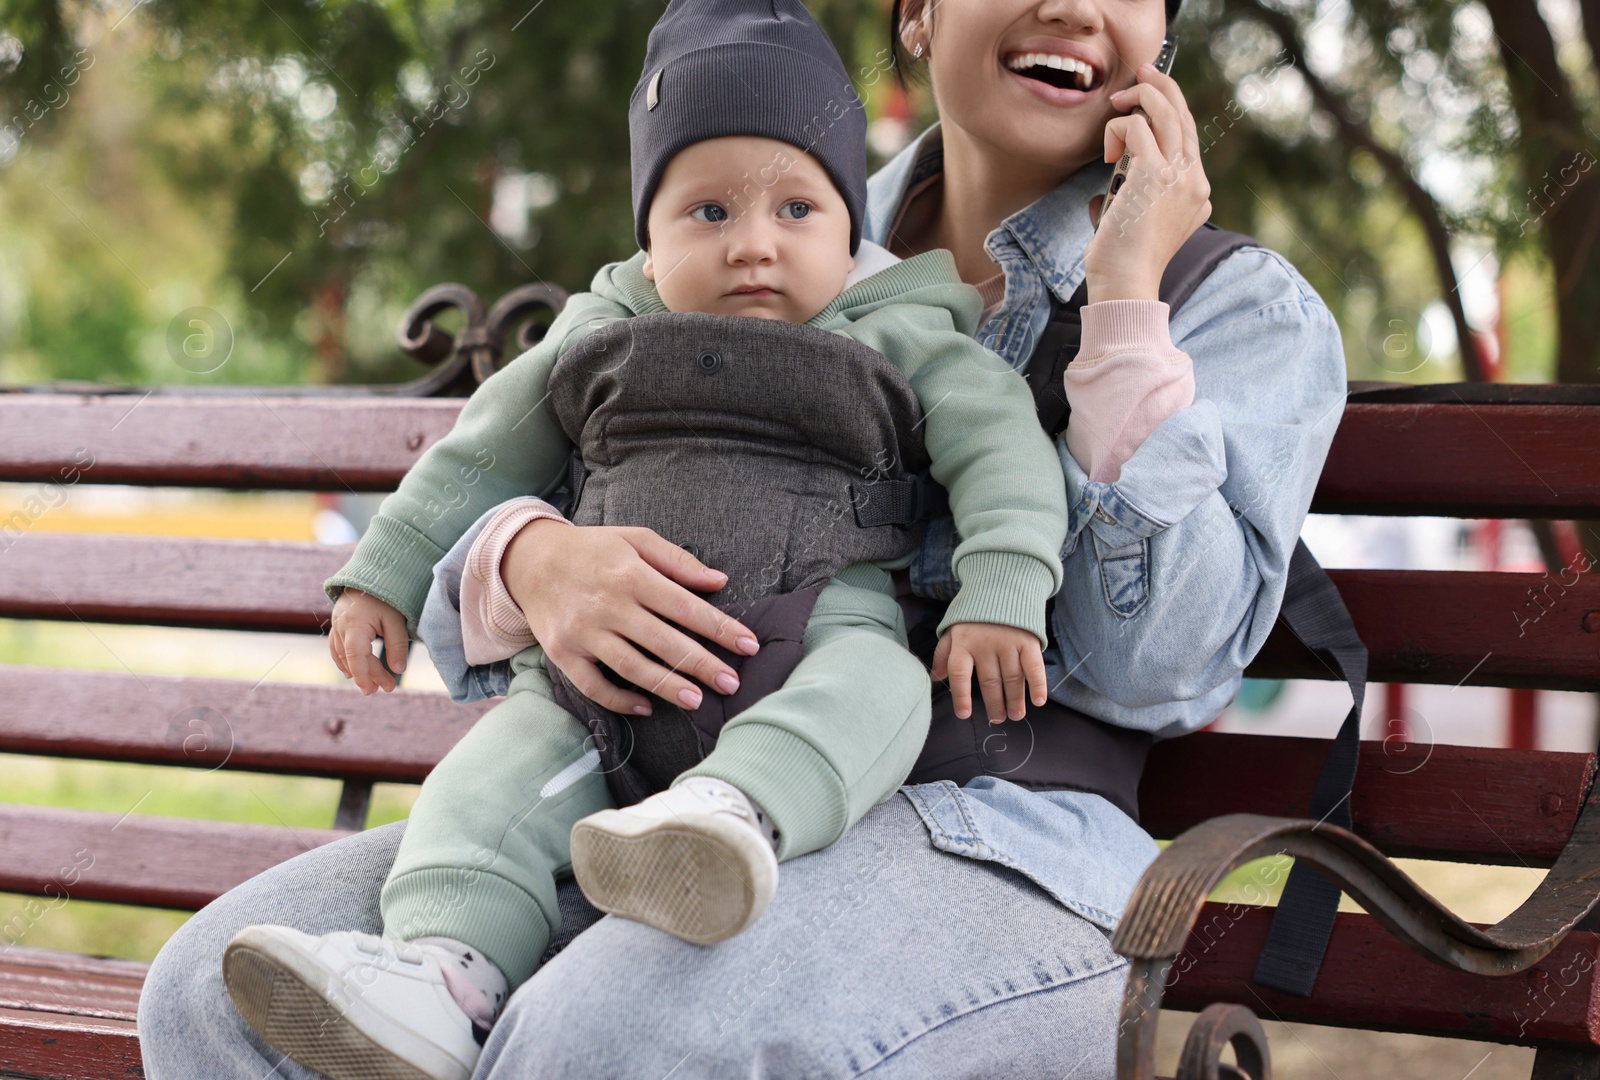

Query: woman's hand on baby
[
  {"left": 932, "top": 622, "right": 1048, "bottom": 724},
  {"left": 329, "top": 588, "right": 408, "bottom": 696},
  {"left": 501, "top": 518, "right": 760, "bottom": 717},
  {"left": 1082, "top": 62, "right": 1212, "bottom": 302}
]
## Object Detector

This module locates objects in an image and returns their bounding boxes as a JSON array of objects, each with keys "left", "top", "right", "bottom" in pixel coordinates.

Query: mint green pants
[{"left": 381, "top": 563, "right": 932, "bottom": 986}]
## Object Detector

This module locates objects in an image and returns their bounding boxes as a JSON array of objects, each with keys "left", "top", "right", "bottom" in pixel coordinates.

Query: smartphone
[{"left": 1095, "top": 35, "right": 1179, "bottom": 233}]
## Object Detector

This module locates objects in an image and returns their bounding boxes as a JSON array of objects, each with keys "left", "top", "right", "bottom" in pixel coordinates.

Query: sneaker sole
[
  {"left": 570, "top": 812, "right": 776, "bottom": 945},
  {"left": 223, "top": 931, "right": 470, "bottom": 1080}
]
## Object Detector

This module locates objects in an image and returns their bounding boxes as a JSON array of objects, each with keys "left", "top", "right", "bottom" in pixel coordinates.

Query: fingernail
[
  {"left": 715, "top": 672, "right": 739, "bottom": 694},
  {"left": 708, "top": 568, "right": 728, "bottom": 580},
  {"left": 632, "top": 704, "right": 652, "bottom": 716},
  {"left": 677, "top": 687, "right": 703, "bottom": 709},
  {"left": 736, "top": 636, "right": 759, "bottom": 655}
]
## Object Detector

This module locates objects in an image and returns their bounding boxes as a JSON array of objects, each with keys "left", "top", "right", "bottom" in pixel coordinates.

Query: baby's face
[{"left": 643, "top": 136, "right": 855, "bottom": 323}]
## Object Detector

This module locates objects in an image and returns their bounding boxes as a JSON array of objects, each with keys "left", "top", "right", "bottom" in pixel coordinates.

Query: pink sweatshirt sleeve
[
  {"left": 459, "top": 497, "right": 573, "bottom": 666},
  {"left": 1062, "top": 299, "right": 1195, "bottom": 484}
]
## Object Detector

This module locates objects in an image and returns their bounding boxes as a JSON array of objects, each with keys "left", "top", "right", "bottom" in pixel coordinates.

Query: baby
[{"left": 221, "top": 1, "right": 1066, "bottom": 1078}]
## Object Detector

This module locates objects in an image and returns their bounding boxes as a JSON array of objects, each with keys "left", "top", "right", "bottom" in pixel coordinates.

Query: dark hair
[{"left": 888, "top": 0, "right": 1183, "bottom": 91}]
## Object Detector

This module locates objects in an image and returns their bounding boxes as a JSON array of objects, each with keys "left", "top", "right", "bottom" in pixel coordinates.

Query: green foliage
[{"left": 0, "top": 0, "right": 1587, "bottom": 385}]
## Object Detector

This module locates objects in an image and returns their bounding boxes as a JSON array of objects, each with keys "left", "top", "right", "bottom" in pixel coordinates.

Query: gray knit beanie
[{"left": 629, "top": 0, "right": 869, "bottom": 257}]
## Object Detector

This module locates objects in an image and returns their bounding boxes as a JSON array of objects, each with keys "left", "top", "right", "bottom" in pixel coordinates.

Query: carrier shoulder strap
[
  {"left": 1023, "top": 221, "right": 1369, "bottom": 999},
  {"left": 1024, "top": 221, "right": 1257, "bottom": 437}
]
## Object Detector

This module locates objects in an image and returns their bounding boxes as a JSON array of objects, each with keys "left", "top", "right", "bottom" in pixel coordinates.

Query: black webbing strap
[
  {"left": 851, "top": 471, "right": 948, "bottom": 527},
  {"left": 1250, "top": 539, "right": 1368, "bottom": 994},
  {"left": 565, "top": 448, "right": 587, "bottom": 514},
  {"left": 1024, "top": 221, "right": 1369, "bottom": 998}
]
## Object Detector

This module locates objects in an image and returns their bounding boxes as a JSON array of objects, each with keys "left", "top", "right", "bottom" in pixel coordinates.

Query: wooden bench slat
[
  {"left": 0, "top": 805, "right": 351, "bottom": 911},
  {"left": 1141, "top": 734, "right": 1595, "bottom": 866},
  {"left": 0, "top": 394, "right": 459, "bottom": 491},
  {"left": 0, "top": 534, "right": 347, "bottom": 632},
  {"left": 5, "top": 536, "right": 1598, "bottom": 690},
  {"left": 1250, "top": 569, "right": 1600, "bottom": 691},
  {"left": 0, "top": 1004, "right": 140, "bottom": 1080},
  {"left": 6, "top": 396, "right": 1600, "bottom": 517},
  {"left": 1314, "top": 402, "right": 1600, "bottom": 518},
  {"left": 1164, "top": 903, "right": 1600, "bottom": 1047},
  {"left": 0, "top": 948, "right": 146, "bottom": 1023},
  {"left": 3, "top": 671, "right": 1587, "bottom": 865},
  {"left": 0, "top": 666, "right": 489, "bottom": 781}
]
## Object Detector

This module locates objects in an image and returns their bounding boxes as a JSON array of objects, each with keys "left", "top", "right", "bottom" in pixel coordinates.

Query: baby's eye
[
  {"left": 690, "top": 203, "right": 729, "bottom": 224},
  {"left": 779, "top": 200, "right": 812, "bottom": 220}
]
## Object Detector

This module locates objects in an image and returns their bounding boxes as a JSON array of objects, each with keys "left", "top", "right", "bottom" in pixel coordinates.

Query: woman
[{"left": 137, "top": 0, "right": 1346, "bottom": 1074}]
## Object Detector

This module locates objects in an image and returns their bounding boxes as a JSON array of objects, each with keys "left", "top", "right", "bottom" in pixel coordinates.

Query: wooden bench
[{"left": 1, "top": 286, "right": 1598, "bottom": 1078}]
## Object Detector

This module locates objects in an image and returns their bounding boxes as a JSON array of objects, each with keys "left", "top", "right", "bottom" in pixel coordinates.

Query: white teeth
[{"left": 1005, "top": 51, "right": 1095, "bottom": 90}]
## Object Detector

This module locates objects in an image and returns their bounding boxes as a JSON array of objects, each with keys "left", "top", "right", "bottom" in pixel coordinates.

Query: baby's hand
[
  {"left": 329, "top": 588, "right": 409, "bottom": 696},
  {"left": 932, "top": 622, "right": 1048, "bottom": 724}
]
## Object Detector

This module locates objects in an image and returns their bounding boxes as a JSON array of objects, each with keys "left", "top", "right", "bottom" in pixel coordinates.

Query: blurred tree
[
  {"left": 0, "top": 0, "right": 1595, "bottom": 399},
  {"left": 0, "top": 0, "right": 885, "bottom": 384},
  {"left": 1171, "top": 0, "right": 1600, "bottom": 567}
]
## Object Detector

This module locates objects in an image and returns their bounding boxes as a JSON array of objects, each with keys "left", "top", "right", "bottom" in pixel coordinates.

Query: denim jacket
[
  {"left": 872, "top": 123, "right": 1345, "bottom": 930},
  {"left": 419, "top": 121, "right": 1347, "bottom": 933}
]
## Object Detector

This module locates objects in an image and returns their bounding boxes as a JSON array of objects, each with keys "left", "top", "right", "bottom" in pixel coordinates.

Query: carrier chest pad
[{"left": 546, "top": 311, "right": 932, "bottom": 609}]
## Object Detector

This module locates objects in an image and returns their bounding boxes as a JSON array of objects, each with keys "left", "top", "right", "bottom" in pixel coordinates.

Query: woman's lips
[
  {"left": 730, "top": 288, "right": 777, "bottom": 296},
  {"left": 1003, "top": 61, "right": 1097, "bottom": 107}
]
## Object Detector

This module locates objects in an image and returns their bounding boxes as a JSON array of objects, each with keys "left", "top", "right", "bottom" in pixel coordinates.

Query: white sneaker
[
  {"left": 223, "top": 925, "right": 481, "bottom": 1080},
  {"left": 570, "top": 776, "right": 779, "bottom": 945}
]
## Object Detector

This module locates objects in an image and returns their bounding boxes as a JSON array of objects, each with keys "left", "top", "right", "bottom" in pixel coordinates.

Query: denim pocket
[{"left": 1091, "top": 531, "right": 1149, "bottom": 617}]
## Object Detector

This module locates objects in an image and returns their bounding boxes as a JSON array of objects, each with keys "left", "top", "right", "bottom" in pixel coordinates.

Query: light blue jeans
[{"left": 137, "top": 793, "right": 1126, "bottom": 1078}]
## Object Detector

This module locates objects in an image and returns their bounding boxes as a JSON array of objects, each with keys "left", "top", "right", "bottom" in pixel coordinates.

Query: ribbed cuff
[
  {"left": 322, "top": 515, "right": 448, "bottom": 638},
  {"left": 1075, "top": 300, "right": 1174, "bottom": 367},
  {"left": 936, "top": 550, "right": 1058, "bottom": 647},
  {"left": 381, "top": 866, "right": 553, "bottom": 988},
  {"left": 462, "top": 498, "right": 571, "bottom": 663},
  {"left": 677, "top": 723, "right": 848, "bottom": 861}
]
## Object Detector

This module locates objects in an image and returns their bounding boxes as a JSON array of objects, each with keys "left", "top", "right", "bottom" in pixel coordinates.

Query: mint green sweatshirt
[{"left": 325, "top": 246, "right": 1067, "bottom": 645}]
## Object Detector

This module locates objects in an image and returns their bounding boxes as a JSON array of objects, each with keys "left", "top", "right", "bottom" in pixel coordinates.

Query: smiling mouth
[{"left": 1004, "top": 53, "right": 1102, "bottom": 93}]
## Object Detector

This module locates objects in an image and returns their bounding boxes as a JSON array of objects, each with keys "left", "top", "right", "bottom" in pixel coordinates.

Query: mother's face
[{"left": 900, "top": 0, "right": 1168, "bottom": 173}]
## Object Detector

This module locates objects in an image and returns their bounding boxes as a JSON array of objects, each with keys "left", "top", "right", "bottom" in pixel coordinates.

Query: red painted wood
[
  {"left": 1163, "top": 904, "right": 1600, "bottom": 1047},
  {"left": 1313, "top": 402, "right": 1600, "bottom": 518},
  {"left": 0, "top": 948, "right": 146, "bottom": 1023},
  {"left": 1140, "top": 734, "right": 1594, "bottom": 865},
  {"left": 1249, "top": 569, "right": 1600, "bottom": 691},
  {"left": 6, "top": 537, "right": 1598, "bottom": 692},
  {"left": 0, "top": 804, "right": 351, "bottom": 911},
  {"left": 0, "top": 949, "right": 148, "bottom": 1078},
  {"left": 0, "top": 533, "right": 348, "bottom": 632},
  {"left": 0, "top": 1005, "right": 140, "bottom": 1079},
  {"left": 0, "top": 666, "right": 489, "bottom": 781},
  {"left": 1512, "top": 688, "right": 1541, "bottom": 751},
  {"left": 4, "top": 397, "right": 1599, "bottom": 516},
  {"left": 0, "top": 394, "right": 459, "bottom": 491}
]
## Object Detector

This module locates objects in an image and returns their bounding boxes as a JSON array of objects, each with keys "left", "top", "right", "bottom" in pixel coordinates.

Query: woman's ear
[
  {"left": 899, "top": 0, "right": 930, "bottom": 56},
  {"left": 642, "top": 251, "right": 654, "bottom": 281}
]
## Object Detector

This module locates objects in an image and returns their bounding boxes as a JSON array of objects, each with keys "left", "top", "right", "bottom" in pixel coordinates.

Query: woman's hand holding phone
[{"left": 1082, "top": 58, "right": 1213, "bottom": 304}]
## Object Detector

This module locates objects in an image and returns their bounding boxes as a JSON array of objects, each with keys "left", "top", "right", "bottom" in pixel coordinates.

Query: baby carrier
[
  {"left": 546, "top": 224, "right": 1366, "bottom": 998},
  {"left": 542, "top": 310, "right": 943, "bottom": 804}
]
